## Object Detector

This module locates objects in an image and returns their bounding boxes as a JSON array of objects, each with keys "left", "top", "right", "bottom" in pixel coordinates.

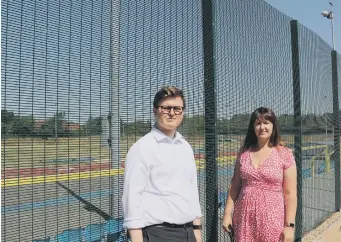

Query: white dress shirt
[{"left": 122, "top": 127, "right": 202, "bottom": 229}]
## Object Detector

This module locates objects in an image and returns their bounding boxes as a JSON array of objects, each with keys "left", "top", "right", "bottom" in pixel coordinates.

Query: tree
[
  {"left": 229, "top": 113, "right": 251, "bottom": 134},
  {"left": 181, "top": 115, "right": 204, "bottom": 136},
  {"left": 277, "top": 114, "right": 294, "bottom": 133},
  {"left": 12, "top": 116, "right": 34, "bottom": 137},
  {"left": 86, "top": 117, "right": 102, "bottom": 135},
  {"left": 217, "top": 118, "right": 231, "bottom": 135},
  {"left": 123, "top": 120, "right": 152, "bottom": 136},
  {"left": 38, "top": 111, "right": 65, "bottom": 138},
  {"left": 1, "top": 110, "right": 14, "bottom": 136}
]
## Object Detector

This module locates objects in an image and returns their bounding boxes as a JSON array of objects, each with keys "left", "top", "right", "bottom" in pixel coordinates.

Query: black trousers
[{"left": 142, "top": 226, "right": 197, "bottom": 242}]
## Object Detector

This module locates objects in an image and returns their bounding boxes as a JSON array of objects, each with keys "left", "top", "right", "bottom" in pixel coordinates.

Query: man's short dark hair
[{"left": 153, "top": 86, "right": 186, "bottom": 109}]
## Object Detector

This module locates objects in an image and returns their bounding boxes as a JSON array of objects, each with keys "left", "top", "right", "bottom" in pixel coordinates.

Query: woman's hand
[
  {"left": 222, "top": 214, "right": 233, "bottom": 233},
  {"left": 281, "top": 227, "right": 295, "bottom": 242}
]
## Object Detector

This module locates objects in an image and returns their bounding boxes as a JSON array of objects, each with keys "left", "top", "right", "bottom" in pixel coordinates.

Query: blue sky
[
  {"left": 1, "top": 0, "right": 338, "bottom": 124},
  {"left": 266, "top": 0, "right": 340, "bottom": 52}
]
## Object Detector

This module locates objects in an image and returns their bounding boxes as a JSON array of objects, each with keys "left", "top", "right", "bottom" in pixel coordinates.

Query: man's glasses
[{"left": 158, "top": 106, "right": 184, "bottom": 115}]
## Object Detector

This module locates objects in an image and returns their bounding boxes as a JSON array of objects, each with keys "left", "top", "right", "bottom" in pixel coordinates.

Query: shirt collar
[{"left": 151, "top": 126, "right": 184, "bottom": 144}]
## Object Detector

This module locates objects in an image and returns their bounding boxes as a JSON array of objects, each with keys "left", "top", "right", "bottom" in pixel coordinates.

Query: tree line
[{"left": 2, "top": 109, "right": 340, "bottom": 138}]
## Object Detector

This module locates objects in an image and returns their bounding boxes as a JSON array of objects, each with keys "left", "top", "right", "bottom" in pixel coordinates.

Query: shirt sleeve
[
  {"left": 122, "top": 142, "right": 149, "bottom": 229},
  {"left": 191, "top": 157, "right": 202, "bottom": 218},
  {"left": 283, "top": 148, "right": 296, "bottom": 170}
]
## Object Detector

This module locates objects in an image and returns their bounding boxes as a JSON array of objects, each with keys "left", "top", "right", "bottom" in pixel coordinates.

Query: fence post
[
  {"left": 201, "top": 0, "right": 218, "bottom": 241},
  {"left": 290, "top": 20, "right": 303, "bottom": 241},
  {"left": 331, "top": 50, "right": 340, "bottom": 211},
  {"left": 110, "top": 0, "right": 121, "bottom": 217}
]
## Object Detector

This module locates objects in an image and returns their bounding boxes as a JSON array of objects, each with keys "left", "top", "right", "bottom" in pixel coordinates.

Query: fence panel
[
  {"left": 1, "top": 1, "right": 341, "bottom": 242},
  {"left": 1, "top": 0, "right": 206, "bottom": 241},
  {"left": 297, "top": 23, "right": 336, "bottom": 234},
  {"left": 213, "top": 0, "right": 294, "bottom": 240},
  {"left": 333, "top": 51, "right": 341, "bottom": 211},
  {"left": 117, "top": 0, "right": 206, "bottom": 239},
  {"left": 1, "top": 1, "right": 113, "bottom": 241},
  {"left": 336, "top": 54, "right": 341, "bottom": 204}
]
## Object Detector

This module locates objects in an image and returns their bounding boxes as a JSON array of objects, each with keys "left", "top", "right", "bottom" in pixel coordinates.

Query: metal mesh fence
[
  {"left": 213, "top": 0, "right": 294, "bottom": 240},
  {"left": 339, "top": 53, "right": 341, "bottom": 121},
  {"left": 117, "top": 0, "right": 206, "bottom": 239},
  {"left": 334, "top": 54, "right": 341, "bottom": 201},
  {"left": 1, "top": 0, "right": 340, "bottom": 242},
  {"left": 1, "top": 0, "right": 113, "bottom": 241},
  {"left": 297, "top": 23, "right": 335, "bottom": 233},
  {"left": 339, "top": 53, "right": 341, "bottom": 125},
  {"left": 1, "top": 0, "right": 206, "bottom": 241}
]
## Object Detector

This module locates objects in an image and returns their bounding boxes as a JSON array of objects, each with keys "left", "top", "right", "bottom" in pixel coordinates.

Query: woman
[{"left": 222, "top": 107, "right": 297, "bottom": 242}]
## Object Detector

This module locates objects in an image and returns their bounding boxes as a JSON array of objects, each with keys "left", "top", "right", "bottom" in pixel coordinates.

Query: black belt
[
  {"left": 144, "top": 222, "right": 202, "bottom": 230},
  {"left": 144, "top": 222, "right": 193, "bottom": 229}
]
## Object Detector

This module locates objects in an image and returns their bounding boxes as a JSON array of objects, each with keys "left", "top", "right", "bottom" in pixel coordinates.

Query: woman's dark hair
[{"left": 239, "top": 107, "right": 283, "bottom": 154}]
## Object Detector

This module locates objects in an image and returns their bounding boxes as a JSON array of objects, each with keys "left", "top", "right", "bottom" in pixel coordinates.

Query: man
[{"left": 122, "top": 86, "right": 202, "bottom": 242}]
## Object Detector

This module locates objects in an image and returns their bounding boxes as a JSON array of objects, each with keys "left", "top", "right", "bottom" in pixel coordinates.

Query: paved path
[{"left": 314, "top": 216, "right": 341, "bottom": 242}]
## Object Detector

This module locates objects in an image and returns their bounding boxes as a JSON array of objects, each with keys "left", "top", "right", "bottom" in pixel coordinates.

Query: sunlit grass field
[{"left": 1, "top": 134, "right": 334, "bottom": 169}]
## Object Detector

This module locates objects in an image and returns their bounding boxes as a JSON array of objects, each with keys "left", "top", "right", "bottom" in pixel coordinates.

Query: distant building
[
  {"left": 34, "top": 120, "right": 80, "bottom": 132},
  {"left": 62, "top": 122, "right": 80, "bottom": 132},
  {"left": 34, "top": 120, "right": 46, "bottom": 129}
]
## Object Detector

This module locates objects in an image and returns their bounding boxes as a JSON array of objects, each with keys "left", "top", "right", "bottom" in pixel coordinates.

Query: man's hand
[
  {"left": 128, "top": 228, "right": 143, "bottom": 242},
  {"left": 193, "top": 229, "right": 202, "bottom": 242},
  {"left": 193, "top": 218, "right": 202, "bottom": 242}
]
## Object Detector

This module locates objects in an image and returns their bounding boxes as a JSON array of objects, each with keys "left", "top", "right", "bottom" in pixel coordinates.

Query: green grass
[
  {"left": 1, "top": 136, "right": 138, "bottom": 169},
  {"left": 1, "top": 134, "right": 334, "bottom": 169}
]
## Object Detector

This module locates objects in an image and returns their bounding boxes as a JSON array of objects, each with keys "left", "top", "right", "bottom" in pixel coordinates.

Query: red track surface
[{"left": 2, "top": 163, "right": 113, "bottom": 179}]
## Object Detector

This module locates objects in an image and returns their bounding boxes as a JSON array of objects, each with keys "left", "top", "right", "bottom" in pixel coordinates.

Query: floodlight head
[{"left": 321, "top": 10, "right": 330, "bottom": 17}]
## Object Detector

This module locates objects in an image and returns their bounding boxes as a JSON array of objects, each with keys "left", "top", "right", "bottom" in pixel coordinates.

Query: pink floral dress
[{"left": 232, "top": 147, "right": 295, "bottom": 242}]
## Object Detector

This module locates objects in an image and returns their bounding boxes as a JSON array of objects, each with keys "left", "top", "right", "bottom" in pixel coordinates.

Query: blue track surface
[
  {"left": 2, "top": 190, "right": 110, "bottom": 213},
  {"left": 3, "top": 161, "right": 334, "bottom": 213}
]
